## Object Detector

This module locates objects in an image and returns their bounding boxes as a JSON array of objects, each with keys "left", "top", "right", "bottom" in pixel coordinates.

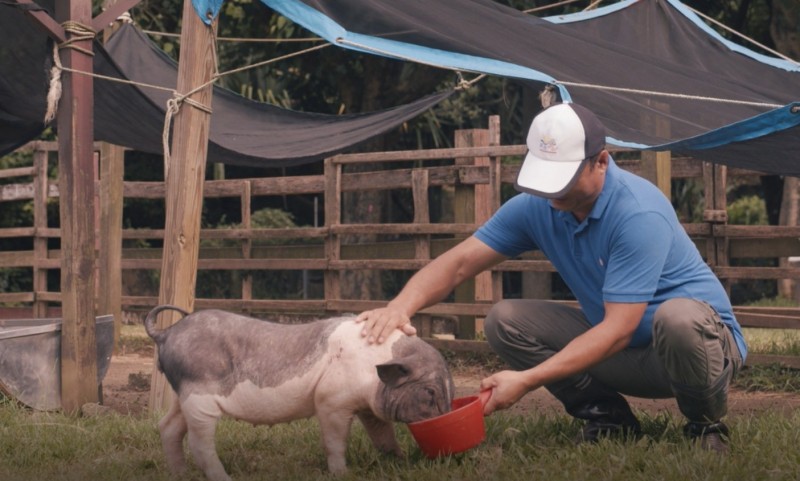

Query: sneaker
[
  {"left": 683, "top": 421, "right": 730, "bottom": 454},
  {"left": 574, "top": 403, "right": 642, "bottom": 444}
]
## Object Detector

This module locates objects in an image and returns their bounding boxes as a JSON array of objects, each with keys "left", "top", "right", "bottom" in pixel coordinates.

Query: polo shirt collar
[{"left": 553, "top": 157, "right": 619, "bottom": 227}]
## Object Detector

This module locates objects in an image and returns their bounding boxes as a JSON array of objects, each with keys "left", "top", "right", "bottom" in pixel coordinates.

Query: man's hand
[
  {"left": 479, "top": 370, "right": 535, "bottom": 415},
  {"left": 355, "top": 306, "right": 417, "bottom": 344}
]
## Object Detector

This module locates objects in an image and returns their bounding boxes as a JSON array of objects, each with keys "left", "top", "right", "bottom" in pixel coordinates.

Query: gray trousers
[{"left": 483, "top": 298, "right": 743, "bottom": 423}]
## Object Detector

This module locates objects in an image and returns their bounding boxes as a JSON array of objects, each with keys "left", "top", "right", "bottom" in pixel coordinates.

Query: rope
[
  {"left": 44, "top": 21, "right": 98, "bottom": 124},
  {"left": 142, "top": 29, "right": 324, "bottom": 44},
  {"left": 59, "top": 21, "right": 96, "bottom": 57},
  {"left": 45, "top": 44, "right": 62, "bottom": 124},
  {"left": 161, "top": 23, "right": 219, "bottom": 180},
  {"left": 685, "top": 5, "right": 799, "bottom": 65},
  {"left": 338, "top": 36, "right": 782, "bottom": 109},
  {"left": 556, "top": 80, "right": 783, "bottom": 108},
  {"left": 454, "top": 71, "right": 487, "bottom": 90},
  {"left": 40, "top": 17, "right": 329, "bottom": 171},
  {"left": 523, "top": 0, "right": 582, "bottom": 14}
]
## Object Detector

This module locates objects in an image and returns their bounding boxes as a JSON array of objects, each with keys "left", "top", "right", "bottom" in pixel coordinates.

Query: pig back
[{"left": 156, "top": 311, "right": 346, "bottom": 398}]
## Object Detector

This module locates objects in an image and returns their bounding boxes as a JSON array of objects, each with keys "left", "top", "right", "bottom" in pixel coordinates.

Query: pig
[{"left": 143, "top": 305, "right": 455, "bottom": 481}]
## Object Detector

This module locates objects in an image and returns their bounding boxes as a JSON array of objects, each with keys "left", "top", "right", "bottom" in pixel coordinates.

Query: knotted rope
[{"left": 44, "top": 21, "right": 97, "bottom": 124}]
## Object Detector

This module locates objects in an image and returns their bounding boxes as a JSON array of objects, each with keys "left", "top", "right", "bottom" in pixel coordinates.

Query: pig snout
[{"left": 375, "top": 337, "right": 455, "bottom": 423}]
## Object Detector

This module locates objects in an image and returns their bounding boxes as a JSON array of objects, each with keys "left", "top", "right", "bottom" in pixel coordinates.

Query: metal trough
[{"left": 0, "top": 315, "right": 114, "bottom": 410}]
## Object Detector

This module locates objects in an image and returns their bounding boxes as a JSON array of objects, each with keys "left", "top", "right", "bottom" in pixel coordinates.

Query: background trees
[{"left": 2, "top": 0, "right": 796, "bottom": 303}]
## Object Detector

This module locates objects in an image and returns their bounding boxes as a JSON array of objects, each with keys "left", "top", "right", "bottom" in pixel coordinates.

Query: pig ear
[{"left": 376, "top": 362, "right": 411, "bottom": 387}]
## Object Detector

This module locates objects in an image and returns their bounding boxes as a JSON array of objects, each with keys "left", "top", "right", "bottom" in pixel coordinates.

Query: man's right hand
[{"left": 355, "top": 306, "right": 417, "bottom": 345}]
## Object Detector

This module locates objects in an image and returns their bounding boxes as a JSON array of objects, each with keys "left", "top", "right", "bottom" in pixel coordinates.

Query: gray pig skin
[{"left": 144, "top": 305, "right": 454, "bottom": 481}]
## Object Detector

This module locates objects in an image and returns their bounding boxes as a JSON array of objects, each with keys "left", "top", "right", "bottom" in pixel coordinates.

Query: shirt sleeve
[
  {"left": 474, "top": 194, "right": 539, "bottom": 257},
  {"left": 602, "top": 210, "right": 673, "bottom": 303}
]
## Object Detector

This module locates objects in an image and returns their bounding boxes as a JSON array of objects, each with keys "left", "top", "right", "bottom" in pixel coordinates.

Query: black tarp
[
  {"left": 3, "top": 0, "right": 800, "bottom": 174},
  {"left": 0, "top": 3, "right": 452, "bottom": 166},
  {"left": 259, "top": 0, "right": 800, "bottom": 175}
]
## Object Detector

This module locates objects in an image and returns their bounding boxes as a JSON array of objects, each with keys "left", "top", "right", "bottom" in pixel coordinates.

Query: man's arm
[
  {"left": 356, "top": 235, "right": 507, "bottom": 344},
  {"left": 480, "top": 301, "right": 646, "bottom": 413}
]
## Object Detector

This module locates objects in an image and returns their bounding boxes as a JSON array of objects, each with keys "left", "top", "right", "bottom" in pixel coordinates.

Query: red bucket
[{"left": 408, "top": 390, "right": 491, "bottom": 458}]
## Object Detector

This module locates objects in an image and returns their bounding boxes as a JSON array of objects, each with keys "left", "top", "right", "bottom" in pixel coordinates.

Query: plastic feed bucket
[{"left": 407, "top": 390, "right": 490, "bottom": 458}]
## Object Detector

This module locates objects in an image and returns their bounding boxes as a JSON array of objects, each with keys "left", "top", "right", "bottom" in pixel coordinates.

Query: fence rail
[{"left": 1, "top": 126, "right": 799, "bottom": 367}]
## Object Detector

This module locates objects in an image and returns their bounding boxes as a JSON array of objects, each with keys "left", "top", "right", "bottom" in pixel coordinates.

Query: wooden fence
[{"left": 1, "top": 118, "right": 799, "bottom": 367}]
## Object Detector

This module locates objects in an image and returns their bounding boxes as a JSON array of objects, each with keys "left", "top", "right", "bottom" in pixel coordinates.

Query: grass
[
  {"left": 2, "top": 316, "right": 799, "bottom": 480},
  {"left": 1, "top": 401, "right": 799, "bottom": 481}
]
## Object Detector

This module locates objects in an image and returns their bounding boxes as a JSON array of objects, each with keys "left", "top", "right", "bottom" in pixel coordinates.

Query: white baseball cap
[{"left": 515, "top": 103, "right": 607, "bottom": 198}]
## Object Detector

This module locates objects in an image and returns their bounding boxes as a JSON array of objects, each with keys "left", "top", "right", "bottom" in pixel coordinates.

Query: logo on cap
[{"left": 539, "top": 134, "right": 557, "bottom": 154}]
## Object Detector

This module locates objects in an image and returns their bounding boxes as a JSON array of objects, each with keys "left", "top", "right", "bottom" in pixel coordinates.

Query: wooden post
[
  {"left": 149, "top": 1, "right": 217, "bottom": 413},
  {"left": 640, "top": 100, "right": 672, "bottom": 200},
  {"left": 453, "top": 127, "right": 490, "bottom": 339},
  {"left": 703, "top": 162, "right": 730, "bottom": 294},
  {"left": 641, "top": 150, "right": 672, "bottom": 200},
  {"left": 411, "top": 169, "right": 432, "bottom": 337},
  {"left": 240, "top": 180, "right": 253, "bottom": 311},
  {"left": 98, "top": 8, "right": 126, "bottom": 350},
  {"left": 324, "top": 158, "right": 343, "bottom": 306},
  {"left": 32, "top": 146, "right": 50, "bottom": 319},
  {"left": 98, "top": 142, "right": 124, "bottom": 350},
  {"left": 55, "top": 0, "right": 99, "bottom": 412}
]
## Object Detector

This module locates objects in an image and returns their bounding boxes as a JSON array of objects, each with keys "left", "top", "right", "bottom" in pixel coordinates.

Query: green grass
[
  {"left": 0, "top": 403, "right": 798, "bottom": 481},
  {"left": 743, "top": 328, "right": 800, "bottom": 356}
]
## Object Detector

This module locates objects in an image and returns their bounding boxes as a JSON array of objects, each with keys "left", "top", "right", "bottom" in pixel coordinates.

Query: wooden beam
[
  {"left": 14, "top": 0, "right": 66, "bottom": 42},
  {"left": 92, "top": 0, "right": 141, "bottom": 32},
  {"left": 149, "top": 0, "right": 217, "bottom": 413},
  {"left": 55, "top": 0, "right": 98, "bottom": 413},
  {"left": 98, "top": 143, "right": 124, "bottom": 351}
]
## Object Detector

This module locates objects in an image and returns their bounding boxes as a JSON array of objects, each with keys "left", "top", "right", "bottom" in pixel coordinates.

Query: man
[{"left": 356, "top": 102, "right": 746, "bottom": 453}]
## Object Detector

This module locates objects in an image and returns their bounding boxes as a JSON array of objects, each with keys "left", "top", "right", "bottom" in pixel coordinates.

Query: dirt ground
[{"left": 100, "top": 350, "right": 800, "bottom": 419}]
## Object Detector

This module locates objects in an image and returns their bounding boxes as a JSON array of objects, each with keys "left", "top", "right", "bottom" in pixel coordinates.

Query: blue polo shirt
[{"left": 475, "top": 158, "right": 747, "bottom": 360}]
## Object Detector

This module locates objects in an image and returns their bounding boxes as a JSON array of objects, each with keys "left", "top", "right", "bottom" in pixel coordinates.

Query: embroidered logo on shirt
[{"left": 539, "top": 135, "right": 558, "bottom": 154}]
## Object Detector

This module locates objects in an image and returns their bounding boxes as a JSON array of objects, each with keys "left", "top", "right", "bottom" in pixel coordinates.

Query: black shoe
[
  {"left": 574, "top": 403, "right": 642, "bottom": 444},
  {"left": 684, "top": 421, "right": 730, "bottom": 454}
]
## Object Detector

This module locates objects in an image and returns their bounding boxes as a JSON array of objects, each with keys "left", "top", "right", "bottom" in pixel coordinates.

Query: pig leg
[
  {"left": 356, "top": 411, "right": 402, "bottom": 457},
  {"left": 158, "top": 397, "right": 188, "bottom": 475},
  {"left": 316, "top": 409, "right": 355, "bottom": 474},
  {"left": 183, "top": 401, "right": 231, "bottom": 481}
]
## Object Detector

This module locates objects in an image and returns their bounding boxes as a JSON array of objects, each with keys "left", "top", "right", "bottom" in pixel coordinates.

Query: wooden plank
[
  {"left": 425, "top": 338, "right": 494, "bottom": 354},
  {"left": 411, "top": 168, "right": 433, "bottom": 337},
  {"left": 32, "top": 148, "right": 49, "bottom": 318},
  {"left": 0, "top": 228, "right": 37, "bottom": 238},
  {"left": 0, "top": 183, "right": 35, "bottom": 201},
  {"left": 331, "top": 145, "right": 527, "bottom": 164},
  {"left": 0, "top": 167, "right": 36, "bottom": 179},
  {"left": 331, "top": 223, "right": 477, "bottom": 235},
  {"left": 55, "top": 0, "right": 99, "bottom": 412},
  {"left": 745, "top": 354, "right": 800, "bottom": 369},
  {"left": 150, "top": 2, "right": 217, "bottom": 414},
  {"left": 325, "top": 299, "right": 493, "bottom": 317},
  {"left": 35, "top": 291, "right": 62, "bottom": 302},
  {"left": 0, "top": 292, "right": 35, "bottom": 303},
  {"left": 323, "top": 159, "right": 342, "bottom": 306},
  {"left": 716, "top": 225, "right": 800, "bottom": 238},
  {"left": 640, "top": 150, "right": 672, "bottom": 199},
  {"left": 97, "top": 143, "right": 124, "bottom": 350},
  {"left": 735, "top": 306, "right": 800, "bottom": 316},
  {"left": 240, "top": 180, "right": 253, "bottom": 307},
  {"left": 729, "top": 238, "right": 800, "bottom": 258},
  {"left": 735, "top": 312, "right": 800, "bottom": 329},
  {"left": 714, "top": 266, "right": 800, "bottom": 279}
]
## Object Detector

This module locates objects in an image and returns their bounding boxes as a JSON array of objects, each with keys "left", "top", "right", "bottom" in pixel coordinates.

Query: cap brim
[{"left": 514, "top": 151, "right": 587, "bottom": 199}]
